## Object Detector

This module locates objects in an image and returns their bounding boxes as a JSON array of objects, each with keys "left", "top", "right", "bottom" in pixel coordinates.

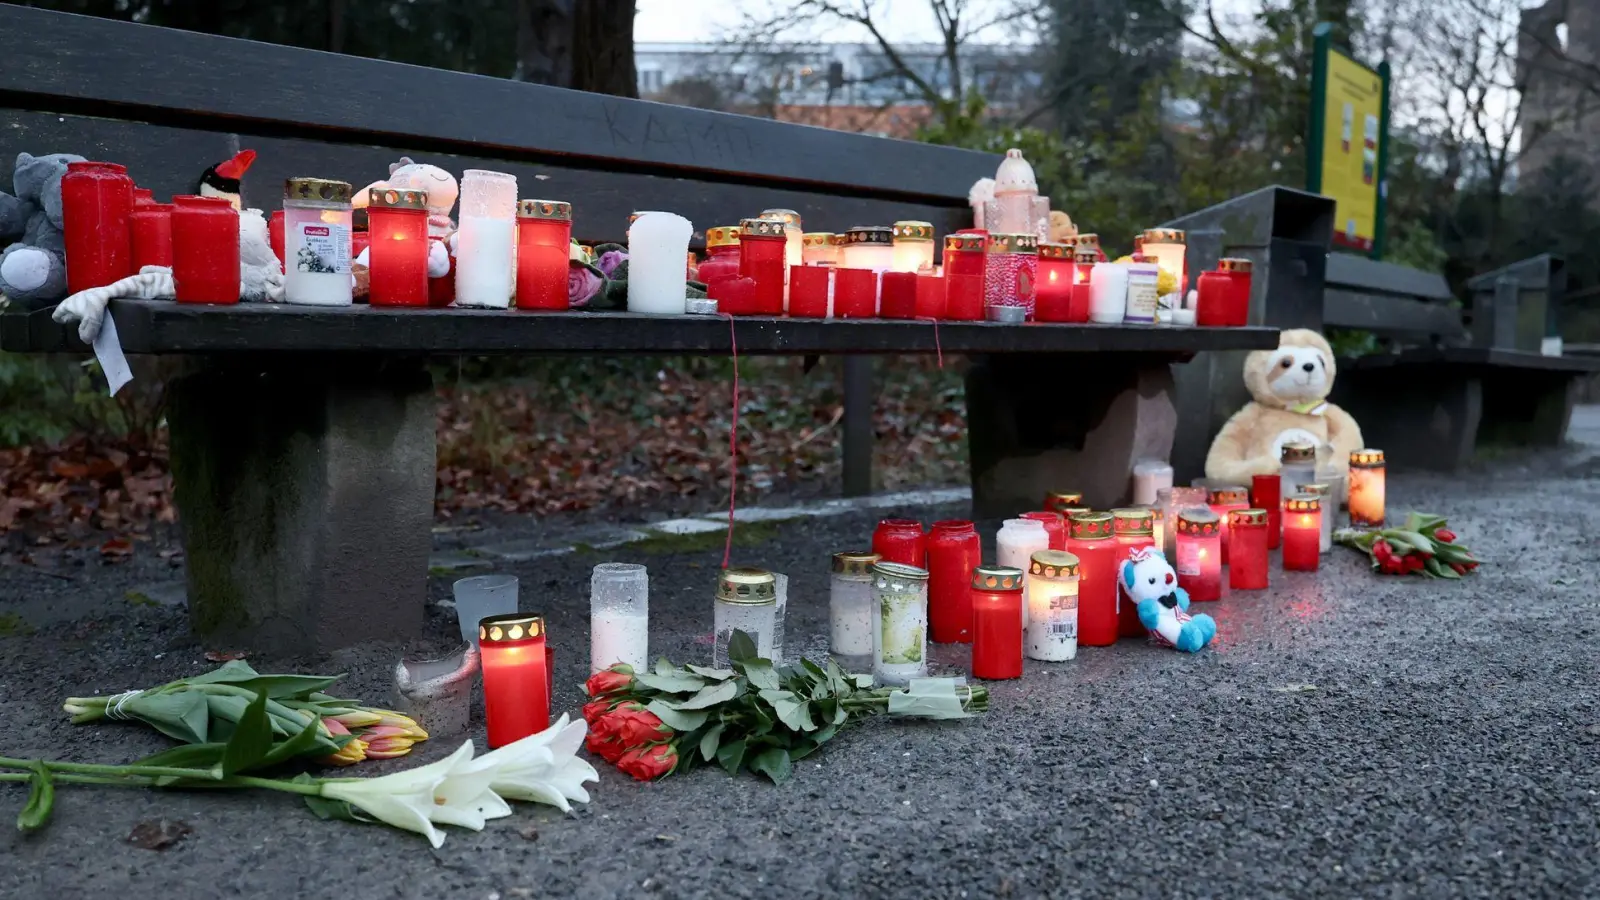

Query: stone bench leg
[
  {"left": 1477, "top": 367, "right": 1579, "bottom": 448},
  {"left": 1330, "top": 367, "right": 1480, "bottom": 472},
  {"left": 166, "top": 357, "right": 435, "bottom": 652},
  {"left": 965, "top": 354, "right": 1177, "bottom": 517}
]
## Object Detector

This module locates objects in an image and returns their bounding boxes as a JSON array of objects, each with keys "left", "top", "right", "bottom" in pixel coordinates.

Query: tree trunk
[
  {"left": 516, "top": 0, "right": 575, "bottom": 86},
  {"left": 572, "top": 0, "right": 638, "bottom": 98}
]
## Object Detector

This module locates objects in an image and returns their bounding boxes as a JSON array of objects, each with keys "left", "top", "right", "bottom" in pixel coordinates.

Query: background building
[{"left": 1518, "top": 0, "right": 1600, "bottom": 189}]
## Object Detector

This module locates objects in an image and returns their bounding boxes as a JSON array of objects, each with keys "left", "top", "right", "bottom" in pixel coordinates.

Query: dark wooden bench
[{"left": 0, "top": 6, "right": 1278, "bottom": 652}]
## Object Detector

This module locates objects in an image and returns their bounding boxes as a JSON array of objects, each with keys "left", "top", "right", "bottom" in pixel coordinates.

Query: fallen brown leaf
[{"left": 128, "top": 818, "right": 191, "bottom": 851}]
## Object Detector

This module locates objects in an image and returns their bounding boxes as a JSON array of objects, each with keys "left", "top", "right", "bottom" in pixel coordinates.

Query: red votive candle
[
  {"left": 1112, "top": 507, "right": 1157, "bottom": 638},
  {"left": 927, "top": 520, "right": 981, "bottom": 643},
  {"left": 479, "top": 613, "right": 550, "bottom": 748},
  {"left": 833, "top": 268, "right": 877, "bottom": 318},
  {"left": 879, "top": 271, "right": 918, "bottom": 319},
  {"left": 709, "top": 276, "right": 757, "bottom": 316},
  {"left": 133, "top": 187, "right": 155, "bottom": 206},
  {"left": 1251, "top": 474, "right": 1282, "bottom": 550},
  {"left": 129, "top": 202, "right": 174, "bottom": 270},
  {"left": 915, "top": 273, "right": 944, "bottom": 319},
  {"left": 698, "top": 226, "right": 743, "bottom": 287},
  {"left": 943, "top": 273, "right": 985, "bottom": 320},
  {"left": 268, "top": 210, "right": 286, "bottom": 268},
  {"left": 1282, "top": 494, "right": 1322, "bottom": 572},
  {"left": 970, "top": 565, "right": 1024, "bottom": 680},
  {"left": 366, "top": 188, "right": 431, "bottom": 307},
  {"left": 943, "top": 233, "right": 985, "bottom": 279},
  {"left": 739, "top": 217, "right": 787, "bottom": 316},
  {"left": 1228, "top": 508, "right": 1270, "bottom": 590},
  {"left": 170, "top": 195, "right": 239, "bottom": 304},
  {"left": 1034, "top": 242, "right": 1075, "bottom": 322},
  {"left": 789, "top": 265, "right": 830, "bottom": 318},
  {"left": 515, "top": 199, "right": 573, "bottom": 311},
  {"left": 872, "top": 517, "right": 926, "bottom": 568},
  {"left": 1175, "top": 508, "right": 1222, "bottom": 602},
  {"left": 1206, "top": 484, "right": 1250, "bottom": 565},
  {"left": 1020, "top": 511, "right": 1067, "bottom": 550},
  {"left": 1197, "top": 258, "right": 1252, "bottom": 327},
  {"left": 62, "top": 161, "right": 135, "bottom": 292},
  {"left": 1065, "top": 511, "right": 1118, "bottom": 647}
]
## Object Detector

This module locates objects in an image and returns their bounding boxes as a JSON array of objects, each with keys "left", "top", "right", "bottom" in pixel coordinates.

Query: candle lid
[
  {"left": 945, "top": 233, "right": 986, "bottom": 253},
  {"left": 1074, "top": 248, "right": 1100, "bottom": 264},
  {"left": 1075, "top": 233, "right": 1100, "bottom": 249},
  {"left": 368, "top": 187, "right": 429, "bottom": 211},
  {"left": 870, "top": 561, "right": 929, "bottom": 581},
  {"left": 1206, "top": 485, "right": 1249, "bottom": 506},
  {"left": 1301, "top": 482, "right": 1331, "bottom": 497},
  {"left": 845, "top": 226, "right": 893, "bottom": 246},
  {"left": 986, "top": 232, "right": 1038, "bottom": 254},
  {"left": 284, "top": 178, "right": 353, "bottom": 203},
  {"left": 828, "top": 233, "right": 850, "bottom": 246},
  {"left": 716, "top": 567, "right": 778, "bottom": 604},
  {"left": 1038, "top": 241, "right": 1074, "bottom": 260},
  {"left": 802, "top": 232, "right": 836, "bottom": 248},
  {"left": 1350, "top": 448, "right": 1385, "bottom": 467},
  {"left": 1219, "top": 258, "right": 1253, "bottom": 274},
  {"left": 478, "top": 613, "right": 545, "bottom": 644},
  {"left": 1044, "top": 491, "right": 1084, "bottom": 512},
  {"left": 831, "top": 551, "right": 881, "bottom": 577},
  {"left": 1284, "top": 493, "right": 1322, "bottom": 513},
  {"left": 517, "top": 199, "right": 572, "bottom": 220},
  {"left": 1020, "top": 510, "right": 1064, "bottom": 524},
  {"left": 1140, "top": 228, "right": 1186, "bottom": 244},
  {"left": 706, "top": 226, "right": 742, "bottom": 248},
  {"left": 1176, "top": 508, "right": 1221, "bottom": 536},
  {"left": 1230, "top": 508, "right": 1269, "bottom": 528},
  {"left": 972, "top": 565, "right": 1024, "bottom": 591},
  {"left": 1280, "top": 440, "right": 1317, "bottom": 464},
  {"left": 759, "top": 208, "right": 802, "bottom": 227},
  {"left": 1112, "top": 507, "right": 1155, "bottom": 535},
  {"left": 741, "top": 217, "right": 788, "bottom": 239},
  {"left": 1061, "top": 506, "right": 1094, "bottom": 519},
  {"left": 1029, "top": 550, "right": 1080, "bottom": 578},
  {"left": 1067, "top": 511, "right": 1112, "bottom": 540},
  {"left": 892, "top": 221, "right": 934, "bottom": 242}
]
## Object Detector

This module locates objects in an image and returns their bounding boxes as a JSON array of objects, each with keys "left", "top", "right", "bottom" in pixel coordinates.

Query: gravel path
[{"left": 1, "top": 435, "right": 1597, "bottom": 899}]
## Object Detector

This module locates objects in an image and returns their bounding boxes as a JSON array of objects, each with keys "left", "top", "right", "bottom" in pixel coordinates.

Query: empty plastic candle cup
[
  {"left": 629, "top": 211, "right": 695, "bottom": 315},
  {"left": 590, "top": 563, "right": 648, "bottom": 673},
  {"left": 453, "top": 574, "right": 519, "bottom": 646}
]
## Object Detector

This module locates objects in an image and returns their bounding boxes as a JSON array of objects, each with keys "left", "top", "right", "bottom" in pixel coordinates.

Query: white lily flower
[
  {"left": 463, "top": 714, "right": 598, "bottom": 813},
  {"left": 321, "top": 740, "right": 508, "bottom": 847}
]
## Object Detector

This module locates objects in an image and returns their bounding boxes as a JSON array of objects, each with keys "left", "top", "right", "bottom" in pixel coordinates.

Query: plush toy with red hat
[{"left": 196, "top": 149, "right": 256, "bottom": 209}]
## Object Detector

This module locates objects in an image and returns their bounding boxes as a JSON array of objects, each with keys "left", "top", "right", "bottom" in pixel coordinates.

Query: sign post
[{"left": 1306, "top": 22, "right": 1391, "bottom": 258}]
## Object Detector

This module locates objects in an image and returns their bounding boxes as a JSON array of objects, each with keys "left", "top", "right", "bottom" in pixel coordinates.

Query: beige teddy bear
[{"left": 1204, "top": 328, "right": 1364, "bottom": 485}]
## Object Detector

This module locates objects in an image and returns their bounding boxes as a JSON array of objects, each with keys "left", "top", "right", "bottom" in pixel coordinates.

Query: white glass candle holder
[
  {"left": 871, "top": 561, "right": 929, "bottom": 686},
  {"left": 1026, "top": 550, "right": 1080, "bottom": 662},
  {"left": 996, "top": 518, "right": 1050, "bottom": 630},
  {"left": 802, "top": 233, "right": 839, "bottom": 267},
  {"left": 1131, "top": 459, "right": 1174, "bottom": 506},
  {"left": 1348, "top": 449, "right": 1386, "bottom": 528},
  {"left": 282, "top": 178, "right": 354, "bottom": 307},
  {"left": 453, "top": 574, "right": 519, "bottom": 646},
  {"left": 1141, "top": 228, "right": 1188, "bottom": 298},
  {"left": 713, "top": 567, "right": 777, "bottom": 667},
  {"left": 891, "top": 221, "right": 936, "bottom": 273},
  {"left": 628, "top": 211, "right": 695, "bottom": 315},
  {"left": 1089, "top": 262, "right": 1129, "bottom": 323},
  {"left": 1158, "top": 486, "right": 1208, "bottom": 561},
  {"left": 842, "top": 226, "right": 895, "bottom": 272},
  {"left": 1301, "top": 481, "right": 1337, "bottom": 553},
  {"left": 454, "top": 169, "right": 517, "bottom": 308},
  {"left": 590, "top": 563, "right": 648, "bottom": 673},
  {"left": 1280, "top": 440, "right": 1318, "bottom": 494},
  {"left": 830, "top": 552, "right": 879, "bottom": 673}
]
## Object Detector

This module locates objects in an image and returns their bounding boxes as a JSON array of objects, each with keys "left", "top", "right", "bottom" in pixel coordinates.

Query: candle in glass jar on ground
[
  {"left": 1020, "top": 510, "right": 1067, "bottom": 551},
  {"left": 970, "top": 566, "right": 1024, "bottom": 679},
  {"left": 872, "top": 518, "right": 926, "bottom": 567},
  {"left": 479, "top": 613, "right": 550, "bottom": 749},
  {"left": 366, "top": 188, "right": 431, "bottom": 307},
  {"left": 943, "top": 272, "right": 985, "bottom": 320},
  {"left": 1348, "top": 449, "right": 1386, "bottom": 528},
  {"left": 514, "top": 199, "right": 573, "bottom": 310},
  {"left": 1251, "top": 473, "right": 1283, "bottom": 551},
  {"left": 698, "top": 226, "right": 743, "bottom": 287},
  {"left": 129, "top": 202, "right": 174, "bottom": 271},
  {"left": 1280, "top": 440, "right": 1318, "bottom": 495},
  {"left": 1206, "top": 484, "right": 1250, "bottom": 565},
  {"left": 1282, "top": 493, "right": 1322, "bottom": 571},
  {"left": 1064, "top": 512, "right": 1117, "bottom": 647},
  {"left": 171, "top": 195, "right": 240, "bottom": 304},
  {"left": 1227, "top": 508, "right": 1270, "bottom": 590},
  {"left": 997, "top": 518, "right": 1051, "bottom": 630},
  {"left": 759, "top": 208, "right": 803, "bottom": 309},
  {"left": 1140, "top": 228, "right": 1188, "bottom": 298},
  {"left": 1026, "top": 550, "right": 1080, "bottom": 662},
  {"left": 830, "top": 552, "right": 880, "bottom": 672},
  {"left": 789, "top": 265, "right": 830, "bottom": 317},
  {"left": 1175, "top": 508, "right": 1223, "bottom": 602},
  {"left": 62, "top": 161, "right": 135, "bottom": 293},
  {"left": 738, "top": 217, "right": 787, "bottom": 316},
  {"left": 1131, "top": 459, "right": 1174, "bottom": 506},
  {"left": 1034, "top": 241, "right": 1076, "bottom": 322},
  {"left": 926, "top": 520, "right": 980, "bottom": 643},
  {"left": 879, "top": 271, "right": 919, "bottom": 319},
  {"left": 842, "top": 226, "right": 894, "bottom": 273},
  {"left": 590, "top": 562, "right": 648, "bottom": 673},
  {"left": 1157, "top": 486, "right": 1208, "bottom": 561},
  {"left": 915, "top": 273, "right": 944, "bottom": 319},
  {"left": 871, "top": 561, "right": 929, "bottom": 686},
  {"left": 892, "top": 220, "right": 935, "bottom": 273},
  {"left": 1312, "top": 468, "right": 1346, "bottom": 549},
  {"left": 713, "top": 568, "right": 777, "bottom": 667},
  {"left": 802, "top": 232, "right": 838, "bottom": 267},
  {"left": 983, "top": 232, "right": 1038, "bottom": 321},
  {"left": 1301, "top": 482, "right": 1336, "bottom": 553},
  {"left": 1112, "top": 508, "right": 1157, "bottom": 638},
  {"left": 1088, "top": 262, "right": 1129, "bottom": 324},
  {"left": 1043, "top": 491, "right": 1084, "bottom": 515}
]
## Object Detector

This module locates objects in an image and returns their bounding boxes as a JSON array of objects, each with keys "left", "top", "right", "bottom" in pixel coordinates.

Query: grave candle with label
[
  {"left": 1175, "top": 508, "right": 1222, "bottom": 602},
  {"left": 366, "top": 187, "right": 431, "bottom": 307},
  {"left": 1065, "top": 512, "right": 1117, "bottom": 647},
  {"left": 1025, "top": 551, "right": 1080, "bottom": 662},
  {"left": 1140, "top": 228, "right": 1188, "bottom": 298},
  {"left": 1348, "top": 449, "right": 1386, "bottom": 528},
  {"left": 970, "top": 566, "right": 1024, "bottom": 679},
  {"left": 1227, "top": 509, "right": 1269, "bottom": 590},
  {"left": 514, "top": 199, "right": 572, "bottom": 310},
  {"left": 283, "top": 178, "right": 354, "bottom": 307},
  {"left": 1112, "top": 508, "right": 1157, "bottom": 638},
  {"left": 1034, "top": 241, "right": 1076, "bottom": 322},
  {"left": 926, "top": 520, "right": 980, "bottom": 643},
  {"left": 802, "top": 232, "right": 838, "bottom": 267},
  {"left": 713, "top": 568, "right": 777, "bottom": 666},
  {"left": 1282, "top": 493, "right": 1322, "bottom": 571},
  {"left": 479, "top": 613, "right": 550, "bottom": 748}
]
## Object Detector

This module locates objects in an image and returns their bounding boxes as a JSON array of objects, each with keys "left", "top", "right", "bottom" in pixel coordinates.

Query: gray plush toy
[{"left": 0, "top": 151, "right": 85, "bottom": 309}]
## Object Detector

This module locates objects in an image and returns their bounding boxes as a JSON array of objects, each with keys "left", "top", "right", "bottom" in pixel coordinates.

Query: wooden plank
[
  {"left": 1325, "top": 253, "right": 1452, "bottom": 301},
  {"left": 0, "top": 5, "right": 996, "bottom": 202},
  {"left": 3, "top": 302, "right": 1281, "bottom": 357},
  {"left": 1340, "top": 346, "right": 1600, "bottom": 373},
  {"left": 1322, "top": 288, "right": 1466, "bottom": 338}
]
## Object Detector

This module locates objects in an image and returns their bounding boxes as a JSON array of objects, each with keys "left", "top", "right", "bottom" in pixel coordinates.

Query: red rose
[
  {"left": 1373, "top": 540, "right": 1393, "bottom": 561},
  {"left": 601, "top": 706, "right": 673, "bottom": 749},
  {"left": 582, "top": 698, "right": 618, "bottom": 723},
  {"left": 585, "top": 665, "right": 635, "bottom": 698},
  {"left": 584, "top": 714, "right": 627, "bottom": 763},
  {"left": 1434, "top": 529, "right": 1456, "bottom": 543},
  {"left": 615, "top": 743, "right": 678, "bottom": 781}
]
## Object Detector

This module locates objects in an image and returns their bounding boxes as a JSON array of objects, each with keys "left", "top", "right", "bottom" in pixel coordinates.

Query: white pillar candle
[
  {"left": 996, "top": 518, "right": 1050, "bottom": 630},
  {"left": 1025, "top": 550, "right": 1080, "bottom": 662},
  {"left": 590, "top": 563, "right": 649, "bottom": 673},
  {"left": 1131, "top": 459, "right": 1174, "bottom": 506},
  {"left": 454, "top": 170, "right": 517, "bottom": 309},
  {"left": 627, "top": 212, "right": 694, "bottom": 315},
  {"left": 1089, "top": 262, "right": 1130, "bottom": 324}
]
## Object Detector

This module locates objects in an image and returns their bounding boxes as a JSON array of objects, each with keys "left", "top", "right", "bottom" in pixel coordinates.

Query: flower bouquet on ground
[
  {"left": 1335, "top": 511, "right": 1482, "bottom": 578},
  {"left": 582, "top": 632, "right": 988, "bottom": 784}
]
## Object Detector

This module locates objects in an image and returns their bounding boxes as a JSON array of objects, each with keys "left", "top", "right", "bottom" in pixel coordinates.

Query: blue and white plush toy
[{"left": 1120, "top": 547, "right": 1216, "bottom": 653}]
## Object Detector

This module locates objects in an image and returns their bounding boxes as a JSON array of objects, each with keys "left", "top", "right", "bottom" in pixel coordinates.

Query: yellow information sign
[{"left": 1307, "top": 24, "right": 1391, "bottom": 256}]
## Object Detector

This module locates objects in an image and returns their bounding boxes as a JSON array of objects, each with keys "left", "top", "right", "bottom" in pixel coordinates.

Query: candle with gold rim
[
  {"left": 1175, "top": 509, "right": 1222, "bottom": 602},
  {"left": 1112, "top": 507, "right": 1158, "bottom": 638},
  {"left": 1043, "top": 491, "right": 1084, "bottom": 515},
  {"left": 479, "top": 613, "right": 549, "bottom": 748},
  {"left": 759, "top": 208, "right": 803, "bottom": 309},
  {"left": 1227, "top": 508, "right": 1269, "bottom": 590},
  {"left": 1065, "top": 512, "right": 1118, "bottom": 647},
  {"left": 891, "top": 220, "right": 936, "bottom": 273},
  {"left": 1282, "top": 493, "right": 1322, "bottom": 571},
  {"left": 1026, "top": 550, "right": 1081, "bottom": 662},
  {"left": 713, "top": 568, "right": 777, "bottom": 667},
  {"left": 1348, "top": 449, "right": 1386, "bottom": 528},
  {"left": 513, "top": 199, "right": 572, "bottom": 311},
  {"left": 971, "top": 566, "right": 1025, "bottom": 679},
  {"left": 1206, "top": 484, "right": 1250, "bottom": 565}
]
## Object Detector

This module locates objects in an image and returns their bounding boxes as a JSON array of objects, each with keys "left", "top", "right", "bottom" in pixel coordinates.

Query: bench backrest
[
  {"left": 1321, "top": 254, "right": 1467, "bottom": 345},
  {"left": 0, "top": 6, "right": 997, "bottom": 246},
  {"left": 1464, "top": 254, "right": 1565, "bottom": 352}
]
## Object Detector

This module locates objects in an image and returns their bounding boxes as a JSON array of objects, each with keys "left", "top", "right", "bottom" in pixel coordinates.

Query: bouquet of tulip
[
  {"left": 10, "top": 688, "right": 597, "bottom": 846},
  {"left": 1335, "top": 511, "right": 1482, "bottom": 578},
  {"left": 582, "top": 632, "right": 988, "bottom": 784},
  {"left": 63, "top": 660, "right": 426, "bottom": 767}
]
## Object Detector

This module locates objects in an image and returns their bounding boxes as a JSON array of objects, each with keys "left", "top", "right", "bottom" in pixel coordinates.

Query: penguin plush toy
[{"left": 196, "top": 149, "right": 256, "bottom": 209}]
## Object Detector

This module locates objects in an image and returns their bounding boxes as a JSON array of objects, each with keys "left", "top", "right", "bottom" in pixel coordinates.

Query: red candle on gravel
[
  {"left": 479, "top": 614, "right": 550, "bottom": 749},
  {"left": 872, "top": 518, "right": 926, "bottom": 568},
  {"left": 1112, "top": 508, "right": 1157, "bottom": 638},
  {"left": 1065, "top": 512, "right": 1118, "bottom": 647},
  {"left": 1282, "top": 494, "right": 1322, "bottom": 572},
  {"left": 969, "top": 566, "right": 1024, "bottom": 680},
  {"left": 1228, "top": 509, "right": 1270, "bottom": 590},
  {"left": 1175, "top": 509, "right": 1222, "bottom": 601},
  {"left": 926, "top": 520, "right": 981, "bottom": 643}
]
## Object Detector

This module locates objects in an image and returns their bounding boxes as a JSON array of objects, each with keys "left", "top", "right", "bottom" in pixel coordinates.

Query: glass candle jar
[
  {"left": 129, "top": 202, "right": 174, "bottom": 271},
  {"left": 1088, "top": 262, "right": 1129, "bottom": 324},
  {"left": 1044, "top": 491, "right": 1085, "bottom": 515},
  {"left": 713, "top": 567, "right": 778, "bottom": 667},
  {"left": 879, "top": 271, "right": 918, "bottom": 319},
  {"left": 739, "top": 216, "right": 788, "bottom": 316},
  {"left": 1075, "top": 233, "right": 1102, "bottom": 260},
  {"left": 1348, "top": 449, "right": 1386, "bottom": 528},
  {"left": 915, "top": 272, "right": 944, "bottom": 319},
  {"left": 1020, "top": 510, "right": 1067, "bottom": 551},
  {"left": 1175, "top": 508, "right": 1222, "bottom": 602},
  {"left": 514, "top": 199, "right": 573, "bottom": 311},
  {"left": 943, "top": 233, "right": 986, "bottom": 280},
  {"left": 1158, "top": 486, "right": 1208, "bottom": 561},
  {"left": 62, "top": 161, "right": 135, "bottom": 293},
  {"left": 1228, "top": 508, "right": 1270, "bottom": 590},
  {"left": 1251, "top": 473, "right": 1283, "bottom": 551},
  {"left": 366, "top": 187, "right": 431, "bottom": 307},
  {"left": 1206, "top": 484, "right": 1250, "bottom": 565},
  {"left": 1197, "top": 257, "right": 1253, "bottom": 327},
  {"left": 802, "top": 232, "right": 838, "bottom": 267},
  {"left": 282, "top": 178, "right": 354, "bottom": 307},
  {"left": 983, "top": 232, "right": 1038, "bottom": 322},
  {"left": 944, "top": 272, "right": 985, "bottom": 321},
  {"left": 627, "top": 211, "right": 694, "bottom": 315},
  {"left": 833, "top": 267, "right": 878, "bottom": 318},
  {"left": 1123, "top": 261, "right": 1160, "bottom": 323},
  {"left": 1112, "top": 507, "right": 1157, "bottom": 638},
  {"left": 1026, "top": 550, "right": 1080, "bottom": 662},
  {"left": 841, "top": 226, "right": 894, "bottom": 272},
  {"left": 1280, "top": 440, "right": 1318, "bottom": 495},
  {"left": 455, "top": 169, "right": 518, "bottom": 309},
  {"left": 479, "top": 613, "right": 550, "bottom": 749},
  {"left": 590, "top": 562, "right": 648, "bottom": 674},
  {"left": 170, "top": 195, "right": 240, "bottom": 304},
  {"left": 891, "top": 220, "right": 935, "bottom": 273},
  {"left": 758, "top": 208, "right": 802, "bottom": 307},
  {"left": 1282, "top": 494, "right": 1322, "bottom": 571},
  {"left": 997, "top": 517, "right": 1051, "bottom": 630},
  {"left": 970, "top": 565, "right": 1024, "bottom": 680},
  {"left": 926, "top": 520, "right": 980, "bottom": 644},
  {"left": 872, "top": 518, "right": 926, "bottom": 567},
  {"left": 1314, "top": 464, "right": 1347, "bottom": 535},
  {"left": 830, "top": 552, "right": 880, "bottom": 672},
  {"left": 1302, "top": 482, "right": 1336, "bottom": 553},
  {"left": 1140, "top": 228, "right": 1188, "bottom": 298},
  {"left": 1064, "top": 512, "right": 1117, "bottom": 647},
  {"left": 1034, "top": 241, "right": 1075, "bottom": 322},
  {"left": 1131, "top": 460, "right": 1174, "bottom": 507},
  {"left": 699, "top": 226, "right": 743, "bottom": 287},
  {"left": 452, "top": 573, "right": 519, "bottom": 646},
  {"left": 789, "top": 265, "right": 830, "bottom": 318},
  {"left": 871, "top": 561, "right": 929, "bottom": 686}
]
